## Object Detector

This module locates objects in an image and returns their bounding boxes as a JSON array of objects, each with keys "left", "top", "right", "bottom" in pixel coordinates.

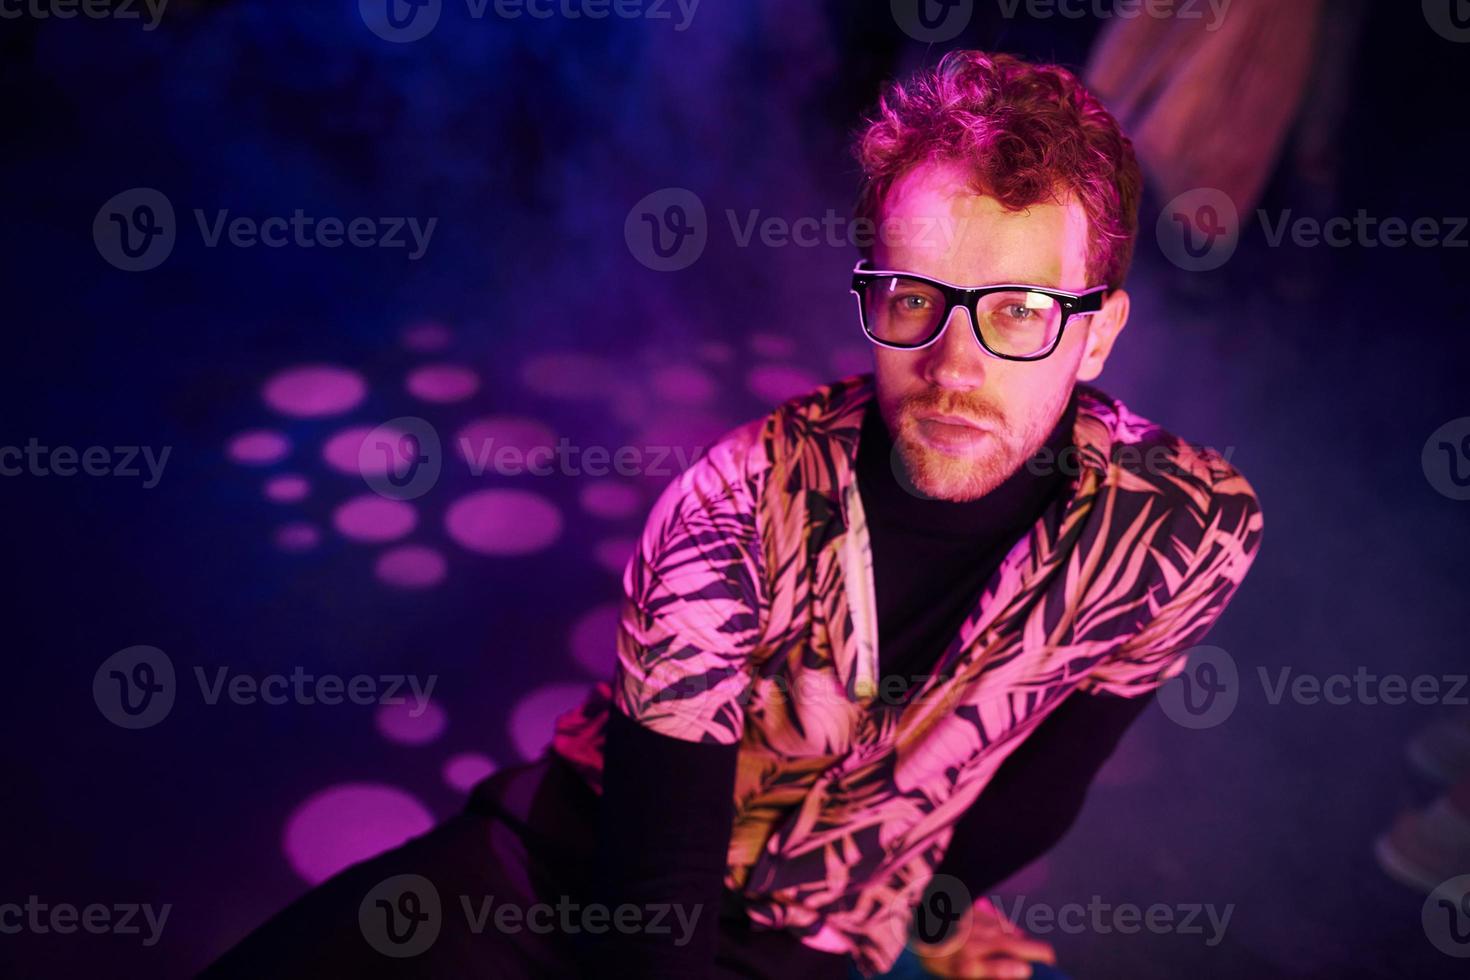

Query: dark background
[{"left": 3, "top": 1, "right": 1468, "bottom": 977}]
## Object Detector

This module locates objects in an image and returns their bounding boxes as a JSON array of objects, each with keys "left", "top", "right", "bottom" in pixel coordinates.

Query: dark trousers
[{"left": 200, "top": 754, "right": 853, "bottom": 979}]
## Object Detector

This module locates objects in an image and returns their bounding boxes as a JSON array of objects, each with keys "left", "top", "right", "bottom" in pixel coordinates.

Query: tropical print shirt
[{"left": 552, "top": 372, "right": 1264, "bottom": 976}]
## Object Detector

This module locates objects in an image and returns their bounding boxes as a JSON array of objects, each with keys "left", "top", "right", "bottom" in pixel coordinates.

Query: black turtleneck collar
[{"left": 855, "top": 386, "right": 1079, "bottom": 539}]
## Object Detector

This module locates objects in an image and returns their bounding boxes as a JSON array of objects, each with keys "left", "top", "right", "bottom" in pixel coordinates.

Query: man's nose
[{"left": 921, "top": 305, "right": 988, "bottom": 390}]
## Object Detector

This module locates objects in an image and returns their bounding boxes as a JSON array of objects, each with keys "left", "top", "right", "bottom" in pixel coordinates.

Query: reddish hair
[{"left": 854, "top": 51, "right": 1142, "bottom": 290}]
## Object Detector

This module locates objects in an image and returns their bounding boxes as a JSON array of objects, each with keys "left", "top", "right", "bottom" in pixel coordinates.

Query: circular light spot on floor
[
  {"left": 651, "top": 364, "right": 717, "bottom": 406},
  {"left": 579, "top": 481, "right": 640, "bottom": 520},
  {"left": 519, "top": 352, "right": 616, "bottom": 401},
  {"left": 749, "top": 333, "right": 796, "bottom": 359},
  {"left": 333, "top": 496, "right": 417, "bottom": 543},
  {"left": 445, "top": 490, "right": 561, "bottom": 555},
  {"left": 406, "top": 363, "right": 480, "bottom": 404},
  {"left": 374, "top": 545, "right": 448, "bottom": 589},
  {"left": 401, "top": 321, "right": 453, "bottom": 352},
  {"left": 455, "top": 417, "right": 557, "bottom": 473},
  {"left": 747, "top": 364, "right": 819, "bottom": 404},
  {"left": 323, "top": 424, "right": 415, "bottom": 478},
  {"left": 593, "top": 537, "right": 636, "bottom": 575},
  {"left": 274, "top": 522, "right": 321, "bottom": 553},
  {"left": 442, "top": 753, "right": 497, "bottom": 793},
  {"left": 570, "top": 603, "right": 620, "bottom": 676},
  {"left": 264, "top": 473, "right": 310, "bottom": 503},
  {"left": 508, "top": 683, "right": 591, "bottom": 761},
  {"left": 282, "top": 783, "right": 435, "bottom": 885},
  {"left": 375, "top": 698, "right": 448, "bottom": 746},
  {"left": 228, "top": 430, "right": 291, "bottom": 466},
  {"left": 263, "top": 364, "right": 367, "bottom": 418}
]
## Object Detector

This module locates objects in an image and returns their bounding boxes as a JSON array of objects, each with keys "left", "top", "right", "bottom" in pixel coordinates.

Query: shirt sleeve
[
  {"left": 590, "top": 705, "right": 740, "bottom": 979},
  {"left": 611, "top": 420, "right": 766, "bottom": 744},
  {"left": 1077, "top": 468, "right": 1264, "bottom": 698}
]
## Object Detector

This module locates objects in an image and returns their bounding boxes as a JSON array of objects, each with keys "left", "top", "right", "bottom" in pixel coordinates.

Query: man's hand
[{"left": 912, "top": 896, "right": 1056, "bottom": 979}]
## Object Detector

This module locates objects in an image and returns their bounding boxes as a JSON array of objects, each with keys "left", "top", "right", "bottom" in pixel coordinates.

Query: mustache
[{"left": 898, "top": 391, "right": 1006, "bottom": 428}]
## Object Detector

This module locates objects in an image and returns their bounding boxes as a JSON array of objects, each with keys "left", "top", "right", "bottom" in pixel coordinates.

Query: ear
[{"left": 1075, "top": 288, "right": 1129, "bottom": 383}]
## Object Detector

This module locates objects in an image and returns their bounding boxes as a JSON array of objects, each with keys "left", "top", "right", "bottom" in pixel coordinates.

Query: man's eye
[
  {"left": 895, "top": 295, "right": 931, "bottom": 312},
  {"left": 1001, "top": 304, "right": 1034, "bottom": 320}
]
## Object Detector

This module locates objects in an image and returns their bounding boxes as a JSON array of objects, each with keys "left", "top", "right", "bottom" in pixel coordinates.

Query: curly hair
[{"left": 854, "top": 51, "right": 1142, "bottom": 290}]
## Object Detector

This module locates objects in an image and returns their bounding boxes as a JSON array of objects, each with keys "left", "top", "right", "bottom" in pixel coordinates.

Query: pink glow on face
[
  {"left": 444, "top": 490, "right": 561, "bottom": 555},
  {"left": 509, "top": 683, "right": 591, "bottom": 761},
  {"left": 262, "top": 364, "right": 367, "bottom": 418},
  {"left": 593, "top": 537, "right": 636, "bottom": 575},
  {"left": 749, "top": 332, "right": 796, "bottom": 358},
  {"left": 455, "top": 417, "right": 557, "bottom": 471},
  {"left": 406, "top": 363, "right": 480, "bottom": 403},
  {"left": 282, "top": 783, "right": 435, "bottom": 885},
  {"left": 579, "top": 481, "right": 640, "bottom": 520},
  {"left": 830, "top": 345, "right": 872, "bottom": 378},
  {"left": 264, "top": 474, "right": 310, "bottom": 503},
  {"left": 374, "top": 545, "right": 448, "bottom": 589},
  {"left": 228, "top": 430, "right": 291, "bottom": 466},
  {"left": 570, "top": 602, "right": 620, "bottom": 676},
  {"left": 651, "top": 364, "right": 717, "bottom": 405},
  {"left": 401, "top": 321, "right": 453, "bottom": 352},
  {"left": 322, "top": 425, "right": 411, "bottom": 477},
  {"left": 442, "top": 753, "right": 497, "bottom": 793},
  {"left": 374, "top": 698, "right": 448, "bottom": 746},
  {"left": 747, "top": 364, "right": 820, "bottom": 405},
  {"left": 274, "top": 522, "right": 321, "bottom": 553},
  {"left": 333, "top": 496, "right": 417, "bottom": 543},
  {"left": 519, "top": 352, "right": 616, "bottom": 400}
]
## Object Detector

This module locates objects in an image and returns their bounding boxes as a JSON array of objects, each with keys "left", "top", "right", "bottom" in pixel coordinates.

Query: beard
[{"left": 881, "top": 383, "right": 1073, "bottom": 502}]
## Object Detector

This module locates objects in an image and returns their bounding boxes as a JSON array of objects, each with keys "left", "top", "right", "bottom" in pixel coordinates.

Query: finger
[
  {"left": 963, "top": 955, "right": 1035, "bottom": 979},
  {"left": 994, "top": 936, "right": 1057, "bottom": 964}
]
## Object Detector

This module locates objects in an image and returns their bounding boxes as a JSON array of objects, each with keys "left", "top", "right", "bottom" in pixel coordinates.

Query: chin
[{"left": 894, "top": 433, "right": 1014, "bottom": 502}]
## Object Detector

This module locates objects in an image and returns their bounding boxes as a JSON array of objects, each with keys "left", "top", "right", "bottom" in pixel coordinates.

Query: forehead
[{"left": 873, "top": 160, "right": 1091, "bottom": 289}]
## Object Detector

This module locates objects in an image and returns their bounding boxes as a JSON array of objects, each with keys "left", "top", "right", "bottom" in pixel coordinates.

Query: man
[{"left": 204, "top": 50, "right": 1262, "bottom": 980}]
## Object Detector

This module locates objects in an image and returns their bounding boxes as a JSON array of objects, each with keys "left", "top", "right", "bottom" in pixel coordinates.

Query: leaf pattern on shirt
[{"left": 551, "top": 372, "right": 1264, "bottom": 976}]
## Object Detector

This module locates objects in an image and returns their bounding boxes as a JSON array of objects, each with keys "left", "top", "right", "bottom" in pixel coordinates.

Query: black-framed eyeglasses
[{"left": 850, "top": 263, "right": 1108, "bottom": 361}]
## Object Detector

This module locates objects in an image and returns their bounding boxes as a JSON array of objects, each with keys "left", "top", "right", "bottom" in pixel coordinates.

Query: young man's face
[{"left": 870, "top": 160, "right": 1129, "bottom": 502}]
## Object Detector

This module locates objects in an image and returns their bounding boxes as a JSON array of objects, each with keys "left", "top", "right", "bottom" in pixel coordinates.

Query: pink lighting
[
  {"left": 262, "top": 364, "right": 367, "bottom": 418},
  {"left": 282, "top": 783, "right": 435, "bottom": 885},
  {"left": 332, "top": 495, "right": 417, "bottom": 543},
  {"left": 444, "top": 490, "right": 561, "bottom": 555},
  {"left": 373, "top": 545, "right": 448, "bottom": 589},
  {"left": 406, "top": 363, "right": 480, "bottom": 403},
  {"left": 227, "top": 430, "right": 291, "bottom": 466}
]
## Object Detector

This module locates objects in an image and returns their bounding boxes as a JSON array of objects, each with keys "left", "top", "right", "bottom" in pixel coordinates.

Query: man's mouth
[{"left": 912, "top": 412, "right": 991, "bottom": 454}]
